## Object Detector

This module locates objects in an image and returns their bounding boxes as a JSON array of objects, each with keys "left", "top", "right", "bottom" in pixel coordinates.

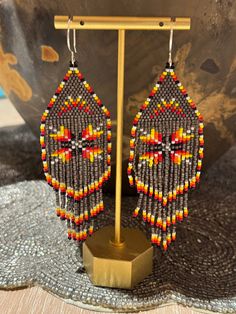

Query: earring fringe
[
  {"left": 40, "top": 63, "right": 111, "bottom": 242},
  {"left": 128, "top": 63, "right": 204, "bottom": 250}
]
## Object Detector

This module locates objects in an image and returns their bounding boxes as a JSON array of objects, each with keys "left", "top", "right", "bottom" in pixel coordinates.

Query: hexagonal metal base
[{"left": 83, "top": 225, "right": 153, "bottom": 289}]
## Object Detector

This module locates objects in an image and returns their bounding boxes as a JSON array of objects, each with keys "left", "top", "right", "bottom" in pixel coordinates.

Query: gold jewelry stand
[{"left": 54, "top": 16, "right": 191, "bottom": 289}]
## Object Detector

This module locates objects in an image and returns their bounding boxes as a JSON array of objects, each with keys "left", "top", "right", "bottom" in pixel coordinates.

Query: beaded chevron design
[
  {"left": 128, "top": 63, "right": 204, "bottom": 250},
  {"left": 40, "top": 63, "right": 111, "bottom": 242}
]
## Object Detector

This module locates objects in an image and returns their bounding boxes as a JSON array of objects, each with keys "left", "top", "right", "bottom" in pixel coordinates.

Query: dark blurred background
[{"left": 0, "top": 0, "right": 236, "bottom": 194}]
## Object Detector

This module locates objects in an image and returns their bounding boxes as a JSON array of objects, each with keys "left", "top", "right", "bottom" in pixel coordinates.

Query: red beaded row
[
  {"left": 40, "top": 67, "right": 112, "bottom": 200},
  {"left": 128, "top": 68, "right": 204, "bottom": 193},
  {"left": 128, "top": 67, "right": 204, "bottom": 249}
]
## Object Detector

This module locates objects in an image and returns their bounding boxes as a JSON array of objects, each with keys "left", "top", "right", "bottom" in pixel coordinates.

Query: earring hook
[
  {"left": 67, "top": 17, "right": 77, "bottom": 66},
  {"left": 168, "top": 26, "right": 174, "bottom": 67}
]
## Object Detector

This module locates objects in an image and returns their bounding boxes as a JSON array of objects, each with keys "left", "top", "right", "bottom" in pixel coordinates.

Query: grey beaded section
[
  {"left": 44, "top": 67, "right": 109, "bottom": 239},
  {"left": 142, "top": 77, "right": 196, "bottom": 120},
  {"left": 132, "top": 70, "right": 201, "bottom": 246},
  {"left": 1, "top": 136, "right": 236, "bottom": 314},
  {"left": 50, "top": 72, "right": 104, "bottom": 116}
]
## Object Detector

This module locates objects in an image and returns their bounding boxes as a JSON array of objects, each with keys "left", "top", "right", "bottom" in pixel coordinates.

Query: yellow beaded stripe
[
  {"left": 40, "top": 67, "right": 112, "bottom": 200},
  {"left": 128, "top": 68, "right": 204, "bottom": 190}
]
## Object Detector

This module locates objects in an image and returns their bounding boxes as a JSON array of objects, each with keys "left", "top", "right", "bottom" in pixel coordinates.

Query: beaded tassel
[
  {"left": 40, "top": 62, "right": 111, "bottom": 242},
  {"left": 128, "top": 63, "right": 204, "bottom": 250}
]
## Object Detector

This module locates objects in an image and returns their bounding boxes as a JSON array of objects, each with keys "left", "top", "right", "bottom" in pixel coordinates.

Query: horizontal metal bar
[{"left": 54, "top": 16, "right": 191, "bottom": 30}]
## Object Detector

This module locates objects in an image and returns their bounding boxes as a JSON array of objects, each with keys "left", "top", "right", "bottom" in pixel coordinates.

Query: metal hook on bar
[
  {"left": 168, "top": 18, "right": 175, "bottom": 66},
  {"left": 67, "top": 17, "right": 77, "bottom": 65}
]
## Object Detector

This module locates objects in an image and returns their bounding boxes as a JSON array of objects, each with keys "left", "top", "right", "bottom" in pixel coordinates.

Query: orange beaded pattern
[
  {"left": 40, "top": 64, "right": 111, "bottom": 242},
  {"left": 128, "top": 63, "right": 204, "bottom": 251}
]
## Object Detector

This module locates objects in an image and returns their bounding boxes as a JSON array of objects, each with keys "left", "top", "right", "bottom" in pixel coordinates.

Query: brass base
[{"left": 83, "top": 226, "right": 153, "bottom": 289}]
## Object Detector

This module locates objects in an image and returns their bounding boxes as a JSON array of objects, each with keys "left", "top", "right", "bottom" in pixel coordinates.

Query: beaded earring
[
  {"left": 40, "top": 18, "right": 111, "bottom": 242},
  {"left": 128, "top": 28, "right": 204, "bottom": 250}
]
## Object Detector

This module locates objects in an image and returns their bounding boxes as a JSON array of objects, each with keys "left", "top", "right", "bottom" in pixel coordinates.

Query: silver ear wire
[
  {"left": 67, "top": 17, "right": 77, "bottom": 65},
  {"left": 168, "top": 27, "right": 174, "bottom": 66}
]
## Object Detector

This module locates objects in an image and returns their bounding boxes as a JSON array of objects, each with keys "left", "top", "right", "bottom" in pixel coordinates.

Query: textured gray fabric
[{"left": 0, "top": 125, "right": 235, "bottom": 312}]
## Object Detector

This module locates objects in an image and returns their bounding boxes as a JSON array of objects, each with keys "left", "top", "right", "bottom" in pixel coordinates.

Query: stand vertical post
[
  {"left": 114, "top": 29, "right": 125, "bottom": 246},
  {"left": 54, "top": 15, "right": 191, "bottom": 289}
]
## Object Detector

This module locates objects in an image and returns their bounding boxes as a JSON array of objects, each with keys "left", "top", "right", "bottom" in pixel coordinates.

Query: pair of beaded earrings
[{"left": 40, "top": 20, "right": 204, "bottom": 250}]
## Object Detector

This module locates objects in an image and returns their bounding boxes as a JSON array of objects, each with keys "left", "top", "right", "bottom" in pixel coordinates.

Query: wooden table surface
[{"left": 0, "top": 286, "right": 211, "bottom": 314}]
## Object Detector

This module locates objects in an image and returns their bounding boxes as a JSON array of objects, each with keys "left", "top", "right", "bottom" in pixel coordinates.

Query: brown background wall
[{"left": 0, "top": 0, "right": 235, "bottom": 182}]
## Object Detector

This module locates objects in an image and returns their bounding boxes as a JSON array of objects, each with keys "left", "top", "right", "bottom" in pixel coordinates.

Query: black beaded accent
[
  {"left": 40, "top": 64, "right": 111, "bottom": 242},
  {"left": 128, "top": 64, "right": 204, "bottom": 250}
]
